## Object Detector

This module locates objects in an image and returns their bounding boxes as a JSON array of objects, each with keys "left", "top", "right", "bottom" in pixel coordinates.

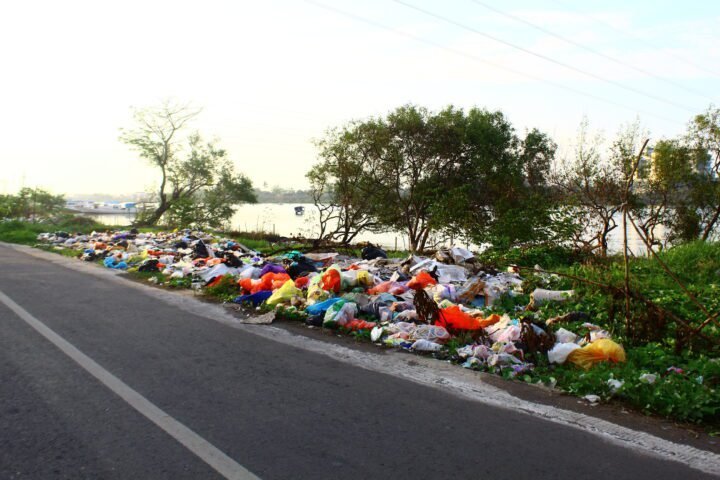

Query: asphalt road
[{"left": 0, "top": 244, "right": 716, "bottom": 479}]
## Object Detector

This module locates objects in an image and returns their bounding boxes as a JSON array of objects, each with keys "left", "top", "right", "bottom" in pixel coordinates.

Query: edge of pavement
[{"left": 4, "top": 242, "right": 720, "bottom": 476}]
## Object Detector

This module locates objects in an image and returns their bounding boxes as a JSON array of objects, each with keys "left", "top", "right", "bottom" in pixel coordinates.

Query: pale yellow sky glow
[{"left": 1, "top": 0, "right": 718, "bottom": 197}]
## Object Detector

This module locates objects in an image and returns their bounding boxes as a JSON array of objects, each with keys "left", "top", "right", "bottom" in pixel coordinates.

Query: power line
[
  {"left": 547, "top": 0, "right": 720, "bottom": 78},
  {"left": 469, "top": 0, "right": 716, "bottom": 103},
  {"left": 392, "top": 0, "right": 698, "bottom": 114},
  {"left": 303, "top": 0, "right": 684, "bottom": 126}
]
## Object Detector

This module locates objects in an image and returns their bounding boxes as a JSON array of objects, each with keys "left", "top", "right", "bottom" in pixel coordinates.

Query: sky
[{"left": 1, "top": 0, "right": 718, "bottom": 197}]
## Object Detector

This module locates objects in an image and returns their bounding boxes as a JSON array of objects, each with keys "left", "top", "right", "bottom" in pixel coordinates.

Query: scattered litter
[{"left": 36, "top": 230, "right": 629, "bottom": 381}]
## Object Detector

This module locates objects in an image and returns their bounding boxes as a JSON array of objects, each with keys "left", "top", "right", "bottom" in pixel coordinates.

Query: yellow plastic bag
[
  {"left": 306, "top": 282, "right": 329, "bottom": 305},
  {"left": 567, "top": 339, "right": 626, "bottom": 370},
  {"left": 266, "top": 280, "right": 303, "bottom": 306},
  {"left": 357, "top": 270, "right": 374, "bottom": 287}
]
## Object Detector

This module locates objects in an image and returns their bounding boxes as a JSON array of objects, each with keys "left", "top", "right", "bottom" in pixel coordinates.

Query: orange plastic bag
[
  {"left": 238, "top": 272, "right": 291, "bottom": 294},
  {"left": 407, "top": 271, "right": 437, "bottom": 290},
  {"left": 436, "top": 306, "right": 500, "bottom": 330},
  {"left": 567, "top": 339, "right": 626, "bottom": 370},
  {"left": 321, "top": 269, "right": 341, "bottom": 293}
]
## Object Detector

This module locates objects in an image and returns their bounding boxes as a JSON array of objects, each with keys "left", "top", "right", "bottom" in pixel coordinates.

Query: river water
[{"left": 85, "top": 203, "right": 657, "bottom": 255}]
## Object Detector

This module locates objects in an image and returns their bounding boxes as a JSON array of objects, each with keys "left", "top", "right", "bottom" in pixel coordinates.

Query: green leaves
[
  {"left": 120, "top": 100, "right": 256, "bottom": 228},
  {"left": 308, "top": 104, "right": 558, "bottom": 251}
]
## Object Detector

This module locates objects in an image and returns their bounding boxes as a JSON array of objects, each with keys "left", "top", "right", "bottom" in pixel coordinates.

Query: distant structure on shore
[{"left": 65, "top": 200, "right": 137, "bottom": 214}]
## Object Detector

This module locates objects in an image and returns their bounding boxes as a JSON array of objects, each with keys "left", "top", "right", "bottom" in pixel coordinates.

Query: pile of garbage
[{"left": 37, "top": 229, "right": 627, "bottom": 373}]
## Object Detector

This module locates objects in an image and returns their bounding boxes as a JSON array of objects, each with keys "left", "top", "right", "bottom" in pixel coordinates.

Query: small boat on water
[{"left": 294, "top": 206, "right": 305, "bottom": 216}]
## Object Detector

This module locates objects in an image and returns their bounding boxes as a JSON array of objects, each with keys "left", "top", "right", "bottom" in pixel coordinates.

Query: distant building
[
  {"left": 634, "top": 146, "right": 716, "bottom": 184},
  {"left": 634, "top": 146, "right": 657, "bottom": 183}
]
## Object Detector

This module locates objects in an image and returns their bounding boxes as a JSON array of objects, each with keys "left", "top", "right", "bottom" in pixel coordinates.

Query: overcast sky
[{"left": 1, "top": 0, "right": 718, "bottom": 197}]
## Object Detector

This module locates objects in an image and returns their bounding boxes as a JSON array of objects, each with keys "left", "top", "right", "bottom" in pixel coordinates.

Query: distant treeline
[{"left": 253, "top": 188, "right": 312, "bottom": 204}]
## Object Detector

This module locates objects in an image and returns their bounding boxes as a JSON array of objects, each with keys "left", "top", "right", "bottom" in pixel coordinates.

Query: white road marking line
[{"left": 0, "top": 288, "right": 260, "bottom": 480}]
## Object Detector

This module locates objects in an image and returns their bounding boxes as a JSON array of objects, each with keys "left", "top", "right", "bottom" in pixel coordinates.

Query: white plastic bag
[{"left": 548, "top": 342, "right": 581, "bottom": 364}]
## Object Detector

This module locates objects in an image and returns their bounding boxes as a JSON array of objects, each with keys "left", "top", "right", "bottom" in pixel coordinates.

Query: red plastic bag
[
  {"left": 321, "top": 269, "right": 341, "bottom": 293},
  {"left": 407, "top": 271, "right": 437, "bottom": 290},
  {"left": 345, "top": 319, "right": 377, "bottom": 331},
  {"left": 436, "top": 306, "right": 500, "bottom": 330},
  {"left": 295, "top": 276, "right": 310, "bottom": 288}
]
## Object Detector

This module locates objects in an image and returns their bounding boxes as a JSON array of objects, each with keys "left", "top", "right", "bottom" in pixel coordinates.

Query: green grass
[
  {"left": 0, "top": 218, "right": 114, "bottom": 246},
  {"left": 476, "top": 241, "right": 720, "bottom": 426}
]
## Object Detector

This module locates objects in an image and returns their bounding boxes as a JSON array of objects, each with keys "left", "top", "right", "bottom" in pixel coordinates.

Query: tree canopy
[
  {"left": 120, "top": 100, "right": 256, "bottom": 228},
  {"left": 307, "top": 104, "right": 557, "bottom": 251},
  {"left": 0, "top": 188, "right": 65, "bottom": 222}
]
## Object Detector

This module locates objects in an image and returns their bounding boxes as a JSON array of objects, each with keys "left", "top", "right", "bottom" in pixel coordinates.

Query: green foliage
[
  {"left": 535, "top": 344, "right": 720, "bottom": 424},
  {"left": 308, "top": 104, "right": 558, "bottom": 252},
  {"left": 476, "top": 244, "right": 586, "bottom": 270},
  {"left": 204, "top": 274, "right": 239, "bottom": 301},
  {"left": 120, "top": 100, "right": 256, "bottom": 228},
  {"left": 0, "top": 188, "right": 65, "bottom": 222},
  {"left": 0, "top": 218, "right": 108, "bottom": 245}
]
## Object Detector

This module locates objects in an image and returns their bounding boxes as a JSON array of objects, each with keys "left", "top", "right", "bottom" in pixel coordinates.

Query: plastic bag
[
  {"left": 260, "top": 263, "right": 286, "bottom": 276},
  {"left": 566, "top": 339, "right": 626, "bottom": 370},
  {"left": 103, "top": 257, "right": 127, "bottom": 269},
  {"left": 306, "top": 282, "right": 329, "bottom": 305},
  {"left": 429, "top": 284, "right": 457, "bottom": 303},
  {"left": 321, "top": 268, "right": 342, "bottom": 293},
  {"left": 233, "top": 290, "right": 273, "bottom": 306},
  {"left": 407, "top": 271, "right": 437, "bottom": 290},
  {"left": 368, "top": 281, "right": 408, "bottom": 295},
  {"left": 413, "top": 324, "right": 451, "bottom": 343},
  {"left": 323, "top": 300, "right": 357, "bottom": 327},
  {"left": 340, "top": 269, "right": 374, "bottom": 290},
  {"left": 266, "top": 280, "right": 303, "bottom": 306},
  {"left": 436, "top": 306, "right": 500, "bottom": 330},
  {"left": 547, "top": 343, "right": 581, "bottom": 364},
  {"left": 345, "top": 319, "right": 377, "bottom": 331},
  {"left": 411, "top": 339, "right": 442, "bottom": 352},
  {"left": 239, "top": 272, "right": 291, "bottom": 294},
  {"left": 305, "top": 297, "right": 343, "bottom": 316},
  {"left": 554, "top": 328, "right": 578, "bottom": 344},
  {"left": 530, "top": 288, "right": 575, "bottom": 307}
]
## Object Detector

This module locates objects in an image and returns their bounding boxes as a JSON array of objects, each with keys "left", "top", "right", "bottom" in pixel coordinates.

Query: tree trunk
[
  {"left": 137, "top": 201, "right": 171, "bottom": 226},
  {"left": 701, "top": 203, "right": 720, "bottom": 241}
]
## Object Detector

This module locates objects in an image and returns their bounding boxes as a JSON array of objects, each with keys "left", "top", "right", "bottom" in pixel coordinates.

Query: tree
[
  {"left": 307, "top": 105, "right": 559, "bottom": 252},
  {"left": 119, "top": 100, "right": 256, "bottom": 227},
  {"left": 451, "top": 122, "right": 560, "bottom": 248},
  {"left": 0, "top": 188, "right": 65, "bottom": 221},
  {"left": 637, "top": 139, "right": 695, "bottom": 246},
  {"left": 307, "top": 128, "right": 380, "bottom": 245},
  {"left": 686, "top": 106, "right": 720, "bottom": 241},
  {"left": 553, "top": 120, "right": 626, "bottom": 256}
]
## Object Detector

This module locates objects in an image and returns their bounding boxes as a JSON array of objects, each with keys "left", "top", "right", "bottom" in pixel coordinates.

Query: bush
[
  {"left": 205, "top": 274, "right": 239, "bottom": 301},
  {"left": 477, "top": 244, "right": 586, "bottom": 269}
]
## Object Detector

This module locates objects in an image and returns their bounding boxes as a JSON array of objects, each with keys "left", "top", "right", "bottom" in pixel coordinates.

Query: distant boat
[{"left": 294, "top": 206, "right": 305, "bottom": 216}]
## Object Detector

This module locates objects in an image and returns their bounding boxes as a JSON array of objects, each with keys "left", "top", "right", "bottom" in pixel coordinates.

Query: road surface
[{"left": 0, "top": 243, "right": 717, "bottom": 479}]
